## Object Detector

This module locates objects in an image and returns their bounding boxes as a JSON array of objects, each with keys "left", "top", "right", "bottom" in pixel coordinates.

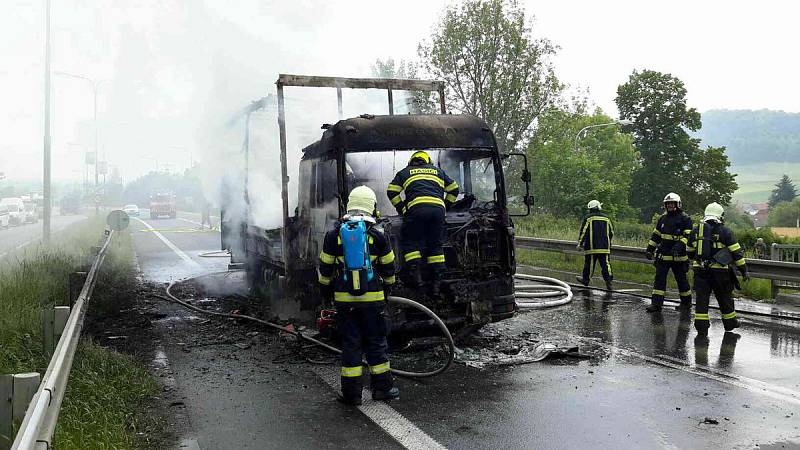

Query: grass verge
[{"left": 1, "top": 218, "right": 160, "bottom": 449}]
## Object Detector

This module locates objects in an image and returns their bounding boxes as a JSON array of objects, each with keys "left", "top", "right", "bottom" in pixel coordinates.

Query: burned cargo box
[{"left": 233, "top": 76, "right": 531, "bottom": 337}]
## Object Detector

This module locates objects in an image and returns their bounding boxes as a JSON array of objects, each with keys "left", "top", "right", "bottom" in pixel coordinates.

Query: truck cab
[{"left": 230, "top": 75, "right": 531, "bottom": 337}]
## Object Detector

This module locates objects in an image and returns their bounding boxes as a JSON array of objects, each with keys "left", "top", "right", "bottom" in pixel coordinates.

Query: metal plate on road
[{"left": 107, "top": 210, "right": 130, "bottom": 231}]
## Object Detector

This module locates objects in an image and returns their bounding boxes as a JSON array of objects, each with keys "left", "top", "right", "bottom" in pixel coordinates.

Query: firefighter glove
[
  {"left": 739, "top": 267, "right": 750, "bottom": 282},
  {"left": 645, "top": 251, "right": 654, "bottom": 261}
]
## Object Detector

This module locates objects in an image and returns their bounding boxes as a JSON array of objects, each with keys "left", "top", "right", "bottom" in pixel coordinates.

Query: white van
[
  {"left": 0, "top": 198, "right": 25, "bottom": 226},
  {"left": 0, "top": 204, "right": 9, "bottom": 228}
]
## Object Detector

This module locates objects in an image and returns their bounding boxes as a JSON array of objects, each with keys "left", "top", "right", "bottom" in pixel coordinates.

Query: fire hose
[
  {"left": 162, "top": 275, "right": 454, "bottom": 378},
  {"left": 514, "top": 273, "right": 573, "bottom": 309}
]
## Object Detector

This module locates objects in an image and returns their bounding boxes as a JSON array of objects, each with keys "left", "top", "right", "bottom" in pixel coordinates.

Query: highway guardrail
[
  {"left": 516, "top": 236, "right": 800, "bottom": 294},
  {"left": 10, "top": 231, "right": 114, "bottom": 450}
]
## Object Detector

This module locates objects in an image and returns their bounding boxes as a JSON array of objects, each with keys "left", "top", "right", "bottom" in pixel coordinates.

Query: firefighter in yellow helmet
[
  {"left": 318, "top": 186, "right": 399, "bottom": 405},
  {"left": 386, "top": 150, "right": 459, "bottom": 297},
  {"left": 686, "top": 202, "right": 749, "bottom": 337}
]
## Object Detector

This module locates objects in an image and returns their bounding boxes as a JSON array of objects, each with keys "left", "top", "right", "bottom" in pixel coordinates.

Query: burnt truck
[{"left": 224, "top": 75, "right": 532, "bottom": 336}]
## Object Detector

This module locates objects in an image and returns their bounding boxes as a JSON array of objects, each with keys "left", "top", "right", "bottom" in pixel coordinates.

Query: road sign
[{"left": 106, "top": 210, "right": 130, "bottom": 231}]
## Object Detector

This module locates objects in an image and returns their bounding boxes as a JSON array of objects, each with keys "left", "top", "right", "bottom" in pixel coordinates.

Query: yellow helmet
[
  {"left": 347, "top": 185, "right": 377, "bottom": 215},
  {"left": 409, "top": 151, "right": 431, "bottom": 165}
]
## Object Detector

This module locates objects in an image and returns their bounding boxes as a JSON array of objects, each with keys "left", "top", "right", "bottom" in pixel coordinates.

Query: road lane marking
[
  {"left": 531, "top": 322, "right": 800, "bottom": 406},
  {"left": 178, "top": 218, "right": 220, "bottom": 232},
  {"left": 133, "top": 217, "right": 201, "bottom": 268},
  {"left": 313, "top": 367, "right": 446, "bottom": 450}
]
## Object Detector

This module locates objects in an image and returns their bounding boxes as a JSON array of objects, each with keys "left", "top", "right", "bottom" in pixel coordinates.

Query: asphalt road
[
  {"left": 0, "top": 213, "right": 87, "bottom": 259},
  {"left": 130, "top": 214, "right": 800, "bottom": 449}
]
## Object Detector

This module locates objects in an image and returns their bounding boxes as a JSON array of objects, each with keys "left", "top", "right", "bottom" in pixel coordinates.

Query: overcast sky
[{"left": 1, "top": 0, "right": 798, "bottom": 183}]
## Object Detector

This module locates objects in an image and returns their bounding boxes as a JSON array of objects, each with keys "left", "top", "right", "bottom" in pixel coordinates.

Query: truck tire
[{"left": 169, "top": 212, "right": 176, "bottom": 219}]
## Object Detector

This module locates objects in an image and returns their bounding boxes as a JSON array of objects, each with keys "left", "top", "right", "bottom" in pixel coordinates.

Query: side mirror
[{"left": 506, "top": 152, "right": 531, "bottom": 217}]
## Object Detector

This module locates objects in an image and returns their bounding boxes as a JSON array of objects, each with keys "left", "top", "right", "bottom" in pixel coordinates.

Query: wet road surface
[
  {"left": 0, "top": 213, "right": 87, "bottom": 259},
  {"left": 130, "top": 215, "right": 800, "bottom": 449}
]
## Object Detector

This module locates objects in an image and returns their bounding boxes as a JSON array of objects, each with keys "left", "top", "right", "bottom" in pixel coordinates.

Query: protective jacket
[
  {"left": 318, "top": 220, "right": 396, "bottom": 304},
  {"left": 686, "top": 221, "right": 746, "bottom": 272},
  {"left": 578, "top": 211, "right": 613, "bottom": 254},
  {"left": 387, "top": 162, "right": 459, "bottom": 215},
  {"left": 646, "top": 211, "right": 693, "bottom": 261}
]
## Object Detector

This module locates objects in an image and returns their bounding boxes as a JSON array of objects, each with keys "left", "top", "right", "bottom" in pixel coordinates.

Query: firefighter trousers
[
  {"left": 693, "top": 270, "right": 738, "bottom": 333},
  {"left": 651, "top": 261, "right": 692, "bottom": 307},
  {"left": 581, "top": 254, "right": 612, "bottom": 282},
  {"left": 401, "top": 205, "right": 446, "bottom": 275},
  {"left": 336, "top": 303, "right": 393, "bottom": 399}
]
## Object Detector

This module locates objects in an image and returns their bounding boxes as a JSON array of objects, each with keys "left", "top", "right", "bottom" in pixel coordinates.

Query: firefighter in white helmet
[
  {"left": 686, "top": 202, "right": 749, "bottom": 337},
  {"left": 644, "top": 193, "right": 694, "bottom": 312},
  {"left": 576, "top": 200, "right": 614, "bottom": 290}
]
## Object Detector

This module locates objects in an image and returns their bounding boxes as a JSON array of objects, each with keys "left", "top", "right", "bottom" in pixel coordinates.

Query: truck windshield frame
[{"left": 341, "top": 147, "right": 506, "bottom": 217}]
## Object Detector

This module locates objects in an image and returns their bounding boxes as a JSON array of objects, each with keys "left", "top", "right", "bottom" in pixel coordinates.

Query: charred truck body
[{"left": 225, "top": 75, "right": 531, "bottom": 336}]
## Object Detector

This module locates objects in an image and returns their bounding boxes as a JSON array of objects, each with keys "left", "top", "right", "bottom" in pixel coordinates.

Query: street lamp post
[
  {"left": 574, "top": 119, "right": 634, "bottom": 155},
  {"left": 42, "top": 0, "right": 52, "bottom": 243},
  {"left": 54, "top": 71, "right": 108, "bottom": 213}
]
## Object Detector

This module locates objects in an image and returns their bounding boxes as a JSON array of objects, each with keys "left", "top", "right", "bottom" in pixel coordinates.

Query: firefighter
[
  {"left": 318, "top": 186, "right": 399, "bottom": 405},
  {"left": 644, "top": 193, "right": 694, "bottom": 313},
  {"left": 575, "top": 200, "right": 614, "bottom": 290},
  {"left": 686, "top": 202, "right": 749, "bottom": 337},
  {"left": 754, "top": 237, "right": 768, "bottom": 259},
  {"left": 386, "top": 150, "right": 459, "bottom": 297}
]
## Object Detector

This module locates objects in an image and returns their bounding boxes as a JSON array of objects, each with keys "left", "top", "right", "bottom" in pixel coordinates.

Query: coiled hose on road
[
  {"left": 162, "top": 274, "right": 454, "bottom": 378},
  {"left": 514, "top": 273, "right": 573, "bottom": 309}
]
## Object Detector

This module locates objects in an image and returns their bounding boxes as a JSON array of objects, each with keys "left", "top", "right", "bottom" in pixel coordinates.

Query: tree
[
  {"left": 528, "top": 107, "right": 638, "bottom": 218},
  {"left": 767, "top": 198, "right": 800, "bottom": 227},
  {"left": 616, "top": 70, "right": 738, "bottom": 220},
  {"left": 418, "top": 0, "right": 562, "bottom": 152},
  {"left": 768, "top": 174, "right": 797, "bottom": 207}
]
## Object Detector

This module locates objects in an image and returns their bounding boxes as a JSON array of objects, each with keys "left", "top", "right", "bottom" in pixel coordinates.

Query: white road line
[
  {"left": 532, "top": 322, "right": 800, "bottom": 406},
  {"left": 177, "top": 217, "right": 220, "bottom": 233},
  {"left": 133, "top": 217, "right": 201, "bottom": 267},
  {"left": 313, "top": 367, "right": 447, "bottom": 450}
]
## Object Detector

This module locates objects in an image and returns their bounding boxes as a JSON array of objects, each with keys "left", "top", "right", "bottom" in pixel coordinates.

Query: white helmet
[
  {"left": 587, "top": 200, "right": 602, "bottom": 210},
  {"left": 703, "top": 202, "right": 725, "bottom": 223},
  {"left": 663, "top": 192, "right": 682, "bottom": 208},
  {"left": 347, "top": 185, "right": 377, "bottom": 215}
]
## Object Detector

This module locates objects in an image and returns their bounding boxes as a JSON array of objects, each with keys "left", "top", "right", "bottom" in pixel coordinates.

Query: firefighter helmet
[
  {"left": 347, "top": 185, "right": 377, "bottom": 215},
  {"left": 587, "top": 200, "right": 602, "bottom": 210},
  {"left": 409, "top": 150, "right": 431, "bottom": 165},
  {"left": 663, "top": 192, "right": 682, "bottom": 209},
  {"left": 703, "top": 202, "right": 725, "bottom": 223}
]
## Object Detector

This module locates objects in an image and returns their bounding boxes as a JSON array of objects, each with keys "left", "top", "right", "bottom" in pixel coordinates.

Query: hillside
[{"left": 696, "top": 109, "right": 800, "bottom": 202}]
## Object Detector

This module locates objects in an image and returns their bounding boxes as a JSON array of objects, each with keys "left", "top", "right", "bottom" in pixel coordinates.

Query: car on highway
[
  {"left": 123, "top": 204, "right": 140, "bottom": 217},
  {"left": 0, "top": 204, "right": 9, "bottom": 229},
  {"left": 21, "top": 197, "right": 38, "bottom": 224},
  {"left": 0, "top": 198, "right": 25, "bottom": 226}
]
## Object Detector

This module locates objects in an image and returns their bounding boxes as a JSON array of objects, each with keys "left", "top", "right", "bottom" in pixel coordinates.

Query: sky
[{"left": 1, "top": 0, "right": 798, "bottom": 184}]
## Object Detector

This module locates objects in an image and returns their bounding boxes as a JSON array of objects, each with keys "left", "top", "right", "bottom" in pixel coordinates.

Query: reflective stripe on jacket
[
  {"left": 386, "top": 162, "right": 459, "bottom": 214},
  {"left": 578, "top": 212, "right": 613, "bottom": 255},
  {"left": 318, "top": 222, "right": 396, "bottom": 304},
  {"left": 646, "top": 211, "right": 693, "bottom": 261},
  {"left": 686, "top": 221, "right": 746, "bottom": 270}
]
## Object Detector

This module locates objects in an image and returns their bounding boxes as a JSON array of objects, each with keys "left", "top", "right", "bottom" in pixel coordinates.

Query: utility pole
[{"left": 42, "top": 0, "right": 52, "bottom": 243}]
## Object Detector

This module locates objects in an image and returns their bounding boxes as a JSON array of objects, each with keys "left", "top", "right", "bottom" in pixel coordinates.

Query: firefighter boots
[
  {"left": 575, "top": 276, "right": 589, "bottom": 286},
  {"left": 372, "top": 387, "right": 400, "bottom": 401},
  {"left": 646, "top": 304, "right": 662, "bottom": 313}
]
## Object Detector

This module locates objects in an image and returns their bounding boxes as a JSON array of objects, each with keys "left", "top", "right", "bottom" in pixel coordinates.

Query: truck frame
[{"left": 225, "top": 75, "right": 532, "bottom": 337}]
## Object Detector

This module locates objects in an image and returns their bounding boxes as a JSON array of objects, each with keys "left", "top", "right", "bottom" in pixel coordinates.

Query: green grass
[
  {"left": 1, "top": 220, "right": 160, "bottom": 448},
  {"left": 53, "top": 341, "right": 159, "bottom": 450},
  {"left": 732, "top": 162, "right": 800, "bottom": 203}
]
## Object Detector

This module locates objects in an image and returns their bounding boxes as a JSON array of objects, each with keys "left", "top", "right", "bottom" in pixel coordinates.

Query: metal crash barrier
[
  {"left": 10, "top": 231, "right": 114, "bottom": 450},
  {"left": 517, "top": 236, "right": 800, "bottom": 299}
]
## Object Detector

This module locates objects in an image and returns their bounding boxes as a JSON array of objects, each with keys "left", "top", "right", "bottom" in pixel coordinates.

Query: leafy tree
[
  {"left": 418, "top": 0, "right": 562, "bottom": 151},
  {"left": 767, "top": 199, "right": 800, "bottom": 227},
  {"left": 768, "top": 174, "right": 797, "bottom": 207},
  {"left": 371, "top": 58, "right": 417, "bottom": 79},
  {"left": 616, "top": 69, "right": 737, "bottom": 220},
  {"left": 528, "top": 107, "right": 638, "bottom": 218}
]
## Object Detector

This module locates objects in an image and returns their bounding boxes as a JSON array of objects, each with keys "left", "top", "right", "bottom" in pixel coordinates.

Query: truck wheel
[{"left": 169, "top": 212, "right": 176, "bottom": 219}]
